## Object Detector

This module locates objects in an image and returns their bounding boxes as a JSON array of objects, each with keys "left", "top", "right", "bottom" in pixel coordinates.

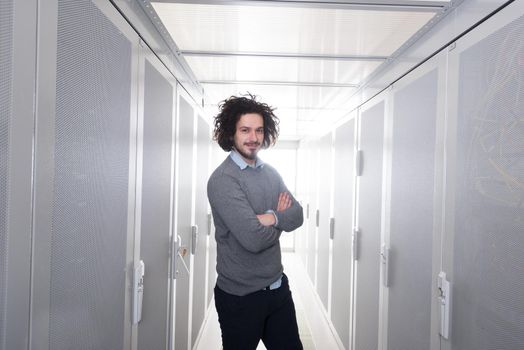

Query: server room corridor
[
  {"left": 1, "top": 1, "right": 523, "bottom": 350},
  {"left": 195, "top": 252, "right": 338, "bottom": 350}
]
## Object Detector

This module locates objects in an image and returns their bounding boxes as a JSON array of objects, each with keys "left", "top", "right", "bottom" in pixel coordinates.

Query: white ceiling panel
[
  {"left": 150, "top": 1, "right": 448, "bottom": 139},
  {"left": 185, "top": 56, "right": 382, "bottom": 84},
  {"left": 202, "top": 83, "right": 357, "bottom": 111},
  {"left": 152, "top": 2, "right": 436, "bottom": 56}
]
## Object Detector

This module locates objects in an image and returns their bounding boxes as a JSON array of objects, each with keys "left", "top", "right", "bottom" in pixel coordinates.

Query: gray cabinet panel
[
  {"left": 175, "top": 95, "right": 195, "bottom": 350},
  {"left": 450, "top": 15, "right": 524, "bottom": 350},
  {"left": 0, "top": 0, "right": 13, "bottom": 345},
  {"left": 207, "top": 218, "right": 217, "bottom": 307},
  {"left": 296, "top": 147, "right": 309, "bottom": 267},
  {"left": 387, "top": 70, "right": 438, "bottom": 350},
  {"left": 207, "top": 145, "right": 221, "bottom": 307},
  {"left": 48, "top": 1, "right": 132, "bottom": 348},
  {"left": 317, "top": 133, "right": 332, "bottom": 309},
  {"left": 307, "top": 143, "right": 319, "bottom": 283},
  {"left": 138, "top": 59, "right": 174, "bottom": 350},
  {"left": 354, "top": 102, "right": 384, "bottom": 350},
  {"left": 192, "top": 116, "right": 210, "bottom": 345},
  {"left": 331, "top": 119, "right": 356, "bottom": 350}
]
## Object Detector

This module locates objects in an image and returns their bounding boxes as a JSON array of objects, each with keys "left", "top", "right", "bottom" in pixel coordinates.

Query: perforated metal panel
[
  {"left": 207, "top": 217, "right": 217, "bottom": 307},
  {"left": 354, "top": 101, "right": 384, "bottom": 350},
  {"left": 387, "top": 70, "right": 438, "bottom": 350},
  {"left": 451, "top": 14, "right": 524, "bottom": 350},
  {"left": 306, "top": 142, "right": 319, "bottom": 283},
  {"left": 175, "top": 95, "right": 194, "bottom": 350},
  {"left": 0, "top": 0, "right": 13, "bottom": 346},
  {"left": 316, "top": 133, "right": 332, "bottom": 309},
  {"left": 138, "top": 59, "right": 174, "bottom": 350},
  {"left": 296, "top": 147, "right": 309, "bottom": 267},
  {"left": 192, "top": 116, "right": 210, "bottom": 345},
  {"left": 331, "top": 119, "right": 356, "bottom": 350},
  {"left": 207, "top": 144, "right": 221, "bottom": 307},
  {"left": 50, "top": 1, "right": 132, "bottom": 349}
]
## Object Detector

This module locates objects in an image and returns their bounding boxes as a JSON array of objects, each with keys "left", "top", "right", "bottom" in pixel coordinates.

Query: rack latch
[{"left": 438, "top": 271, "right": 451, "bottom": 339}]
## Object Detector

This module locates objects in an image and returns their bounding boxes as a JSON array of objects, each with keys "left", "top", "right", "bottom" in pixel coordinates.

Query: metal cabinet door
[
  {"left": 443, "top": 7, "right": 524, "bottom": 350},
  {"left": 1, "top": 1, "right": 35, "bottom": 348},
  {"left": 331, "top": 119, "right": 356, "bottom": 350},
  {"left": 191, "top": 116, "right": 210, "bottom": 345},
  {"left": 207, "top": 144, "right": 222, "bottom": 308},
  {"left": 306, "top": 141, "right": 320, "bottom": 284},
  {"left": 316, "top": 133, "right": 333, "bottom": 310},
  {"left": 354, "top": 101, "right": 385, "bottom": 350},
  {"left": 296, "top": 146, "right": 310, "bottom": 267},
  {"left": 31, "top": 1, "right": 137, "bottom": 349},
  {"left": 0, "top": 0, "right": 11, "bottom": 340},
  {"left": 174, "top": 94, "right": 195, "bottom": 350},
  {"left": 387, "top": 69, "right": 438, "bottom": 350},
  {"left": 137, "top": 55, "right": 176, "bottom": 350}
]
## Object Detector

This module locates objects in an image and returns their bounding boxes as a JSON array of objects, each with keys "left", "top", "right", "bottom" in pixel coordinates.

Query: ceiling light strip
[{"left": 200, "top": 80, "right": 359, "bottom": 88}]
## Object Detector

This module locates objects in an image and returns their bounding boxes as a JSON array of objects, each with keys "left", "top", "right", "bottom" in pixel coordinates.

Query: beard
[{"left": 235, "top": 142, "right": 260, "bottom": 161}]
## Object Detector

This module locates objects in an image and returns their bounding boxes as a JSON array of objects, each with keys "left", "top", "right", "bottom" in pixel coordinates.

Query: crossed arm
[
  {"left": 208, "top": 174, "right": 303, "bottom": 253},
  {"left": 256, "top": 192, "right": 292, "bottom": 226}
]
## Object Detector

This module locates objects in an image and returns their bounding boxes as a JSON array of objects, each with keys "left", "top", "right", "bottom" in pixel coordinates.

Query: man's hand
[
  {"left": 256, "top": 192, "right": 292, "bottom": 227},
  {"left": 277, "top": 192, "right": 292, "bottom": 212},
  {"left": 257, "top": 213, "right": 276, "bottom": 226}
]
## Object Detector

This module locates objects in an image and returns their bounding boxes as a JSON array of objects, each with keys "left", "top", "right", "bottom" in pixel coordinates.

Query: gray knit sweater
[{"left": 207, "top": 155, "right": 303, "bottom": 296}]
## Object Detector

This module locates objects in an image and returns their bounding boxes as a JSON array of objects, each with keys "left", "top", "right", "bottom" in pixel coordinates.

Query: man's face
[{"left": 233, "top": 113, "right": 264, "bottom": 164}]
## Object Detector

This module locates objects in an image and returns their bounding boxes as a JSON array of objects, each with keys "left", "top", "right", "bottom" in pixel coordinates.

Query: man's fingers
[
  {"left": 285, "top": 195, "right": 291, "bottom": 209},
  {"left": 277, "top": 192, "right": 292, "bottom": 211}
]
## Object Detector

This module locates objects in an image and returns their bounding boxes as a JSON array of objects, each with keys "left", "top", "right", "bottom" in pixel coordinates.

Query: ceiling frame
[
  {"left": 181, "top": 50, "right": 389, "bottom": 62},
  {"left": 152, "top": 0, "right": 450, "bottom": 12},
  {"left": 200, "top": 80, "right": 359, "bottom": 88}
]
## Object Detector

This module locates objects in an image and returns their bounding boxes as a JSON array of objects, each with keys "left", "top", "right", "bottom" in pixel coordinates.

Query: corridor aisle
[{"left": 195, "top": 252, "right": 342, "bottom": 350}]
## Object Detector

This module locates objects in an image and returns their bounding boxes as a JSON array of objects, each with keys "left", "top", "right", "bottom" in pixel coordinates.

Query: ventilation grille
[
  {"left": 453, "top": 14, "right": 524, "bottom": 350},
  {"left": 137, "top": 60, "right": 173, "bottom": 350},
  {"left": 0, "top": 0, "right": 14, "bottom": 346},
  {"left": 50, "top": 1, "right": 132, "bottom": 349},
  {"left": 388, "top": 69, "right": 438, "bottom": 350}
]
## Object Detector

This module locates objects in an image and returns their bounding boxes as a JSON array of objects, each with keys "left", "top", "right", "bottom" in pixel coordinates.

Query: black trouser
[{"left": 214, "top": 274, "right": 303, "bottom": 350}]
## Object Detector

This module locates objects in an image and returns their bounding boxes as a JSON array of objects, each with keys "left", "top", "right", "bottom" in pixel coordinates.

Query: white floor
[{"left": 194, "top": 252, "right": 343, "bottom": 350}]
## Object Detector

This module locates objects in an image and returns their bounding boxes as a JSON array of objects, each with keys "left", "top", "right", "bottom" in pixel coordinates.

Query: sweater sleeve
[
  {"left": 207, "top": 174, "right": 282, "bottom": 253},
  {"left": 273, "top": 174, "right": 304, "bottom": 232}
]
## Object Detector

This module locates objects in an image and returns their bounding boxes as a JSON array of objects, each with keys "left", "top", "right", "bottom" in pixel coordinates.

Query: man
[{"left": 207, "top": 94, "right": 304, "bottom": 350}]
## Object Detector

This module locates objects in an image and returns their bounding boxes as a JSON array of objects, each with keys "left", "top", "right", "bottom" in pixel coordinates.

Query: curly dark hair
[{"left": 213, "top": 93, "right": 279, "bottom": 151}]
